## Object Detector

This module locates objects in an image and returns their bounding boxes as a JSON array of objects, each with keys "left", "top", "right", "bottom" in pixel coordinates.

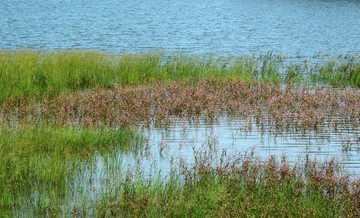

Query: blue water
[{"left": 1, "top": 0, "right": 360, "bottom": 56}]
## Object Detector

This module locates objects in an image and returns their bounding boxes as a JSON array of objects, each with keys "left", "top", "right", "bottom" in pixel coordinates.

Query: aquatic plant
[
  {"left": 2, "top": 50, "right": 359, "bottom": 103},
  {"left": 314, "top": 55, "right": 360, "bottom": 87},
  {"left": 2, "top": 78, "right": 358, "bottom": 134},
  {"left": 91, "top": 151, "right": 360, "bottom": 217},
  {"left": 0, "top": 123, "right": 141, "bottom": 213},
  {"left": 0, "top": 50, "right": 359, "bottom": 216}
]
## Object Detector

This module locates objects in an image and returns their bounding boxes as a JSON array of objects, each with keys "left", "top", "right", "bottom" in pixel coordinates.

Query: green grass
[
  {"left": 3, "top": 50, "right": 360, "bottom": 104},
  {"left": 313, "top": 55, "right": 360, "bottom": 87},
  {"left": 2, "top": 50, "right": 360, "bottom": 104},
  {"left": 0, "top": 123, "right": 141, "bottom": 214},
  {"left": 0, "top": 50, "right": 116, "bottom": 102},
  {"left": 0, "top": 50, "right": 286, "bottom": 102},
  {"left": 93, "top": 154, "right": 359, "bottom": 217},
  {"left": 1, "top": 49, "right": 360, "bottom": 216}
]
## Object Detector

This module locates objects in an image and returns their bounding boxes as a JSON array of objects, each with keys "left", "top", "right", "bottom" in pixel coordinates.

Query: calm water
[
  {"left": 1, "top": 0, "right": 360, "bottom": 56},
  {"left": 128, "top": 116, "right": 360, "bottom": 175}
]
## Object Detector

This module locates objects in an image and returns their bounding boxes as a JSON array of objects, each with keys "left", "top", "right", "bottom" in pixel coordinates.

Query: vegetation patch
[
  {"left": 1, "top": 50, "right": 360, "bottom": 103},
  {"left": 0, "top": 123, "right": 141, "bottom": 214},
  {"left": 92, "top": 152, "right": 360, "bottom": 217},
  {"left": 0, "top": 50, "right": 360, "bottom": 216}
]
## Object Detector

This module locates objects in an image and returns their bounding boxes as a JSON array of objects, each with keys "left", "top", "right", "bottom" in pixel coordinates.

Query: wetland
[
  {"left": 0, "top": 51, "right": 360, "bottom": 216},
  {"left": 2, "top": 0, "right": 360, "bottom": 216}
]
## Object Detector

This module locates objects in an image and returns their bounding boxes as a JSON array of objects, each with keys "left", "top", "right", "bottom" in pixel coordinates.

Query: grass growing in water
[
  {"left": 1, "top": 49, "right": 360, "bottom": 216},
  {"left": 0, "top": 123, "right": 141, "bottom": 214},
  {"left": 2, "top": 50, "right": 360, "bottom": 103},
  {"left": 90, "top": 151, "right": 360, "bottom": 217},
  {"left": 313, "top": 55, "right": 360, "bottom": 87},
  {"left": 0, "top": 50, "right": 287, "bottom": 102}
]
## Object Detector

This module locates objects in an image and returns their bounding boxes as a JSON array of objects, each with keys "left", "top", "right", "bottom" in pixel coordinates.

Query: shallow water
[
  {"left": 138, "top": 116, "right": 360, "bottom": 175},
  {"left": 1, "top": 0, "right": 360, "bottom": 56},
  {"left": 85, "top": 115, "right": 360, "bottom": 182},
  {"left": 8, "top": 114, "right": 360, "bottom": 215}
]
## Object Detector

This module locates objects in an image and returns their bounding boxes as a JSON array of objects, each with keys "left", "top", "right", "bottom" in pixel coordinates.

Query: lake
[{"left": 1, "top": 0, "right": 360, "bottom": 56}]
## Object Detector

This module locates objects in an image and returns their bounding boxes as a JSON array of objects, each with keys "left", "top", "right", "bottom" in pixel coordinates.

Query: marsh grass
[
  {"left": 313, "top": 55, "right": 360, "bottom": 88},
  {"left": 2, "top": 77, "right": 359, "bottom": 134},
  {"left": 0, "top": 123, "right": 141, "bottom": 214},
  {"left": 5, "top": 143, "right": 359, "bottom": 216},
  {"left": 0, "top": 50, "right": 288, "bottom": 102},
  {"left": 2, "top": 50, "right": 360, "bottom": 103},
  {"left": 1, "top": 50, "right": 360, "bottom": 216},
  {"left": 91, "top": 151, "right": 360, "bottom": 217}
]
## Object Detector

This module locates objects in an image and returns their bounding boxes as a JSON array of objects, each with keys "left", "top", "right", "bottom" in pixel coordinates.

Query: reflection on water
[
  {"left": 1, "top": 0, "right": 360, "bottom": 56},
  {"left": 137, "top": 116, "right": 360, "bottom": 175},
  {"left": 87, "top": 115, "right": 360, "bottom": 185}
]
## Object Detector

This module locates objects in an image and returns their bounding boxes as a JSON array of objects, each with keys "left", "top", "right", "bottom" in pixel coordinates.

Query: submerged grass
[
  {"left": 3, "top": 77, "right": 359, "bottom": 133},
  {"left": 0, "top": 123, "right": 141, "bottom": 213}
]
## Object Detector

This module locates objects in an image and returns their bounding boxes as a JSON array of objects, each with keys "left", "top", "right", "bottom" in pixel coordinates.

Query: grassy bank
[
  {"left": 0, "top": 123, "right": 141, "bottom": 213},
  {"left": 1, "top": 50, "right": 360, "bottom": 103}
]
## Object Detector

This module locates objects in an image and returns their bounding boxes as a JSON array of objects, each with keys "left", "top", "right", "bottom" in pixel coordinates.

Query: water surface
[
  {"left": 1, "top": 0, "right": 360, "bottom": 56},
  {"left": 141, "top": 116, "right": 360, "bottom": 175}
]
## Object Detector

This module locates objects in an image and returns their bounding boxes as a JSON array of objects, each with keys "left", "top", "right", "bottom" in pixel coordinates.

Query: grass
[
  {"left": 0, "top": 123, "right": 141, "bottom": 214},
  {"left": 0, "top": 49, "right": 360, "bottom": 216},
  {"left": 313, "top": 55, "right": 360, "bottom": 87},
  {"left": 88, "top": 151, "right": 360, "bottom": 217},
  {"left": 1, "top": 50, "right": 360, "bottom": 104},
  {"left": 3, "top": 140, "right": 360, "bottom": 216},
  {"left": 2, "top": 77, "right": 359, "bottom": 133},
  {"left": 0, "top": 50, "right": 291, "bottom": 103}
]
